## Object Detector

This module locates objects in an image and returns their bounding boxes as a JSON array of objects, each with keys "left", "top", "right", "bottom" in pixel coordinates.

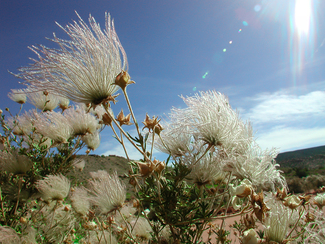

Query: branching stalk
[
  {"left": 122, "top": 89, "right": 141, "bottom": 141},
  {"left": 120, "top": 130, "right": 130, "bottom": 161},
  {"left": 104, "top": 106, "right": 150, "bottom": 162}
]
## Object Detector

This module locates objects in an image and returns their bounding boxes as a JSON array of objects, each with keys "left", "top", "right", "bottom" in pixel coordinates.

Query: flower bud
[
  {"left": 116, "top": 109, "right": 132, "bottom": 126},
  {"left": 230, "top": 179, "right": 252, "bottom": 198},
  {"left": 314, "top": 193, "right": 325, "bottom": 209},
  {"left": 20, "top": 217, "right": 27, "bottom": 224},
  {"left": 137, "top": 162, "right": 154, "bottom": 178},
  {"left": 142, "top": 114, "right": 161, "bottom": 132},
  {"left": 154, "top": 123, "right": 164, "bottom": 135},
  {"left": 102, "top": 113, "right": 112, "bottom": 126},
  {"left": 64, "top": 205, "right": 71, "bottom": 211},
  {"left": 129, "top": 177, "right": 137, "bottom": 187},
  {"left": 153, "top": 159, "right": 166, "bottom": 175},
  {"left": 114, "top": 71, "right": 135, "bottom": 90},
  {"left": 284, "top": 195, "right": 301, "bottom": 210},
  {"left": 305, "top": 212, "right": 315, "bottom": 223},
  {"left": 241, "top": 229, "right": 259, "bottom": 244}
]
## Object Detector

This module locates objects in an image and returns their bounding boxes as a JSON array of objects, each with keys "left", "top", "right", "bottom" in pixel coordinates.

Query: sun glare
[{"left": 294, "top": 0, "right": 312, "bottom": 35}]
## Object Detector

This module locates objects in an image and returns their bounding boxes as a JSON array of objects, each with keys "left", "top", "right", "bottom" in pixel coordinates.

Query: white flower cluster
[
  {"left": 156, "top": 90, "right": 285, "bottom": 190},
  {"left": 5, "top": 104, "right": 101, "bottom": 150}
]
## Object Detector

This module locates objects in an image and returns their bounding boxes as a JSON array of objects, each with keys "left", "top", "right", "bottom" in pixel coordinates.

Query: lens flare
[
  {"left": 202, "top": 71, "right": 209, "bottom": 79},
  {"left": 238, "top": 29, "right": 242, "bottom": 33},
  {"left": 289, "top": 0, "right": 316, "bottom": 86},
  {"left": 254, "top": 5, "right": 261, "bottom": 12},
  {"left": 294, "top": 0, "right": 312, "bottom": 35},
  {"left": 223, "top": 48, "right": 227, "bottom": 52}
]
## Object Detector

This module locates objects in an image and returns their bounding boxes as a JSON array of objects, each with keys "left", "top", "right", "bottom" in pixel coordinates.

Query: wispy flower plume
[
  {"left": 8, "top": 89, "right": 27, "bottom": 104},
  {"left": 88, "top": 171, "right": 126, "bottom": 214},
  {"left": 33, "top": 110, "right": 73, "bottom": 143},
  {"left": 35, "top": 174, "right": 70, "bottom": 201},
  {"left": 172, "top": 91, "right": 253, "bottom": 153},
  {"left": 24, "top": 89, "right": 59, "bottom": 111},
  {"left": 16, "top": 12, "right": 128, "bottom": 106}
]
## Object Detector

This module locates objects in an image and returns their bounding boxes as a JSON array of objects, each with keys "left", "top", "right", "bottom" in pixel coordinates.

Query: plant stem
[
  {"left": 122, "top": 88, "right": 141, "bottom": 140},
  {"left": 13, "top": 176, "right": 23, "bottom": 216},
  {"left": 150, "top": 129, "right": 155, "bottom": 160},
  {"left": 190, "top": 144, "right": 214, "bottom": 168},
  {"left": 286, "top": 207, "right": 305, "bottom": 240},
  {"left": 120, "top": 130, "right": 130, "bottom": 161},
  {"left": 0, "top": 187, "right": 6, "bottom": 222},
  {"left": 118, "top": 208, "right": 137, "bottom": 243},
  {"left": 104, "top": 106, "right": 150, "bottom": 162}
]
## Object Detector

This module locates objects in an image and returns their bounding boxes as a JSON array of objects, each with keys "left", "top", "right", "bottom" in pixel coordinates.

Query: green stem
[{"left": 0, "top": 187, "right": 5, "bottom": 221}]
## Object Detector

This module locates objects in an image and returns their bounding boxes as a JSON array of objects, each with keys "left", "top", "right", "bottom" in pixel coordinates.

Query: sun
[{"left": 294, "top": 0, "right": 312, "bottom": 35}]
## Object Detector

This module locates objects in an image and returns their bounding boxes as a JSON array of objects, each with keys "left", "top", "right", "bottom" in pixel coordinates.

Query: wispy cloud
[
  {"left": 101, "top": 139, "right": 143, "bottom": 160},
  {"left": 256, "top": 126, "right": 325, "bottom": 152},
  {"left": 240, "top": 85, "right": 325, "bottom": 152},
  {"left": 244, "top": 90, "right": 325, "bottom": 124},
  {"left": 96, "top": 128, "right": 143, "bottom": 160}
]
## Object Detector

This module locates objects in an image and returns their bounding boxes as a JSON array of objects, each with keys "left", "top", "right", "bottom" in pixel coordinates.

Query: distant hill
[
  {"left": 67, "top": 154, "right": 135, "bottom": 195},
  {"left": 276, "top": 145, "right": 325, "bottom": 169}
]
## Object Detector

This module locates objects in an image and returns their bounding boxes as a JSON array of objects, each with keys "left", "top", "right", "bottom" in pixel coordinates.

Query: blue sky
[{"left": 1, "top": 0, "right": 324, "bottom": 159}]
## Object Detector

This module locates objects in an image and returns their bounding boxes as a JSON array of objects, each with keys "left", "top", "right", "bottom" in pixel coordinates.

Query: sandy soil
[{"left": 201, "top": 215, "right": 242, "bottom": 244}]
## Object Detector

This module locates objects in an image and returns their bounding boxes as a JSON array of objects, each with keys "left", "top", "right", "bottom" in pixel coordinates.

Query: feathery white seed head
[
  {"left": 16, "top": 12, "right": 127, "bottom": 106},
  {"left": 88, "top": 171, "right": 126, "bottom": 214},
  {"left": 24, "top": 89, "right": 59, "bottom": 111},
  {"left": 0, "top": 149, "right": 32, "bottom": 175},
  {"left": 82, "top": 131, "right": 100, "bottom": 150},
  {"left": 64, "top": 106, "right": 98, "bottom": 136},
  {"left": 6, "top": 110, "right": 36, "bottom": 135},
  {"left": 264, "top": 193, "right": 297, "bottom": 243},
  {"left": 177, "top": 91, "right": 253, "bottom": 151},
  {"left": 70, "top": 186, "right": 90, "bottom": 215},
  {"left": 72, "top": 158, "right": 86, "bottom": 171},
  {"left": 35, "top": 174, "right": 70, "bottom": 201},
  {"left": 130, "top": 217, "right": 153, "bottom": 241},
  {"left": 34, "top": 110, "right": 74, "bottom": 143},
  {"left": 8, "top": 89, "right": 27, "bottom": 104}
]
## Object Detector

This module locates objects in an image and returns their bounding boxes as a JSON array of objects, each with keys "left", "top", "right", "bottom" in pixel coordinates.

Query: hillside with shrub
[{"left": 276, "top": 145, "right": 325, "bottom": 193}]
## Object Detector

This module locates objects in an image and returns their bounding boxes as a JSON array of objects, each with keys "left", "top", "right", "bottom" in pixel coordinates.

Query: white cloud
[
  {"left": 244, "top": 90, "right": 325, "bottom": 124},
  {"left": 96, "top": 128, "right": 143, "bottom": 160},
  {"left": 101, "top": 139, "right": 143, "bottom": 160},
  {"left": 256, "top": 126, "right": 325, "bottom": 152},
  {"left": 241, "top": 87, "right": 325, "bottom": 152}
]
